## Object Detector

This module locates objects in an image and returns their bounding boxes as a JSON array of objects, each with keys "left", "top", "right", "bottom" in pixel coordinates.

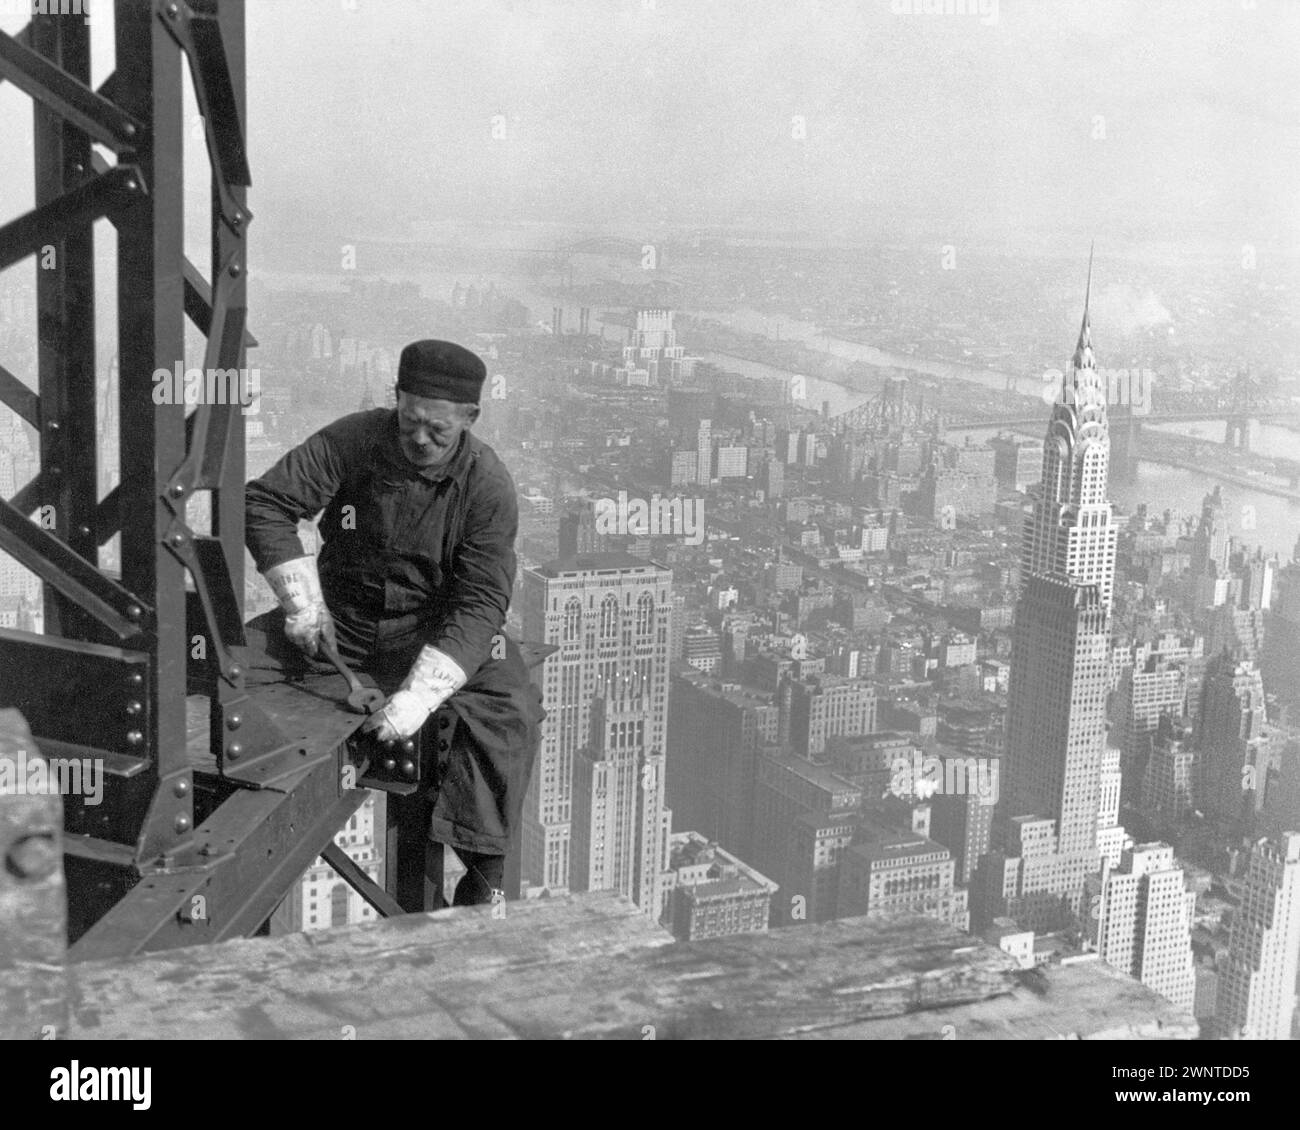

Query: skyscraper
[
  {"left": 519, "top": 554, "right": 673, "bottom": 906},
  {"left": 571, "top": 679, "right": 671, "bottom": 916},
  {"left": 1094, "top": 843, "right": 1196, "bottom": 1014},
  {"left": 1197, "top": 651, "right": 1268, "bottom": 827},
  {"left": 981, "top": 257, "right": 1120, "bottom": 930},
  {"left": 696, "top": 418, "right": 712, "bottom": 487},
  {"left": 1217, "top": 832, "right": 1300, "bottom": 1039}
]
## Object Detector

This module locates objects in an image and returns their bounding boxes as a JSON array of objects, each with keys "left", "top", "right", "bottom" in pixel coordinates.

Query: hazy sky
[{"left": 0, "top": 0, "right": 1297, "bottom": 248}]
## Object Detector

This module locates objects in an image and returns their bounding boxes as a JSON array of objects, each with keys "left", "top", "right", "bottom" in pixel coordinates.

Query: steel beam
[
  {"left": 111, "top": 0, "right": 193, "bottom": 863},
  {"left": 0, "top": 26, "right": 143, "bottom": 152}
]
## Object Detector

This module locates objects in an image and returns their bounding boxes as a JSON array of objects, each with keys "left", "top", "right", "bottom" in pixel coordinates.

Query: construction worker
[{"left": 244, "top": 339, "right": 543, "bottom": 911}]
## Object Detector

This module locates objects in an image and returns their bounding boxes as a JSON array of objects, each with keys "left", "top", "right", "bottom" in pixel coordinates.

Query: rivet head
[
  {"left": 5, "top": 833, "right": 58, "bottom": 882},
  {"left": 229, "top": 262, "right": 242, "bottom": 278},
  {"left": 125, "top": 700, "right": 143, "bottom": 716},
  {"left": 382, "top": 758, "right": 397, "bottom": 773},
  {"left": 170, "top": 482, "right": 186, "bottom": 498},
  {"left": 169, "top": 532, "right": 185, "bottom": 547},
  {"left": 77, "top": 524, "right": 92, "bottom": 538},
  {"left": 172, "top": 779, "right": 190, "bottom": 797},
  {"left": 126, "top": 607, "right": 143, "bottom": 623},
  {"left": 400, "top": 739, "right": 415, "bottom": 754},
  {"left": 126, "top": 730, "right": 143, "bottom": 747},
  {"left": 228, "top": 664, "right": 243, "bottom": 680},
  {"left": 165, "top": 2, "right": 178, "bottom": 17},
  {"left": 227, "top": 742, "right": 243, "bottom": 760},
  {"left": 401, "top": 760, "right": 416, "bottom": 778},
  {"left": 173, "top": 815, "right": 190, "bottom": 833},
  {"left": 46, "top": 419, "right": 60, "bottom": 432},
  {"left": 124, "top": 178, "right": 138, "bottom": 191},
  {"left": 227, "top": 713, "right": 242, "bottom": 730}
]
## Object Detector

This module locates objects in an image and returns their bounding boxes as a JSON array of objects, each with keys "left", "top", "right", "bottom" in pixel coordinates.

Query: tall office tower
[
  {"left": 983, "top": 262, "right": 1116, "bottom": 930},
  {"left": 695, "top": 418, "right": 712, "bottom": 487},
  {"left": 667, "top": 664, "right": 778, "bottom": 861},
  {"left": 753, "top": 748, "right": 862, "bottom": 925},
  {"left": 928, "top": 749, "right": 998, "bottom": 885},
  {"left": 1141, "top": 714, "right": 1197, "bottom": 829},
  {"left": 1197, "top": 651, "right": 1268, "bottom": 826},
  {"left": 1262, "top": 736, "right": 1300, "bottom": 840},
  {"left": 1217, "top": 832, "right": 1300, "bottom": 1039},
  {"left": 1005, "top": 574, "right": 1110, "bottom": 856},
  {"left": 1113, "top": 655, "right": 1188, "bottom": 807},
  {"left": 1190, "top": 486, "right": 1227, "bottom": 590},
  {"left": 1207, "top": 604, "right": 1266, "bottom": 665},
  {"left": 571, "top": 679, "right": 671, "bottom": 915},
  {"left": 519, "top": 554, "right": 673, "bottom": 899},
  {"left": 1096, "top": 745, "right": 1128, "bottom": 869},
  {"left": 761, "top": 457, "right": 784, "bottom": 500},
  {"left": 1094, "top": 843, "right": 1196, "bottom": 1014}
]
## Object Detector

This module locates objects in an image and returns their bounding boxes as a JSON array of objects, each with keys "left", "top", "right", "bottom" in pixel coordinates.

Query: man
[{"left": 245, "top": 339, "right": 543, "bottom": 911}]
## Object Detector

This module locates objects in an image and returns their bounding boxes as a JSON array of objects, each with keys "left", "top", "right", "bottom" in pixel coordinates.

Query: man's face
[{"left": 396, "top": 391, "right": 475, "bottom": 468}]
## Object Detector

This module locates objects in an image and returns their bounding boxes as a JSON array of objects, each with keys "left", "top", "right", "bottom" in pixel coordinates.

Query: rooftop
[{"left": 531, "top": 553, "right": 669, "bottom": 577}]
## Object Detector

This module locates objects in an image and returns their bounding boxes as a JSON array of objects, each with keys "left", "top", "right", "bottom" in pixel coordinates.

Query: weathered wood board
[{"left": 45, "top": 891, "right": 1197, "bottom": 1040}]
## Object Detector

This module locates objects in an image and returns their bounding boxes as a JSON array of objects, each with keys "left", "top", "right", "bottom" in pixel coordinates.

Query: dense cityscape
[{"left": 4, "top": 221, "right": 1299, "bottom": 1037}]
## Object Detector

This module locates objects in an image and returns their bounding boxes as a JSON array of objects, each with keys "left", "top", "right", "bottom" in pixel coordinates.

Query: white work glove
[
  {"left": 362, "top": 645, "right": 467, "bottom": 743},
  {"left": 264, "top": 555, "right": 336, "bottom": 658}
]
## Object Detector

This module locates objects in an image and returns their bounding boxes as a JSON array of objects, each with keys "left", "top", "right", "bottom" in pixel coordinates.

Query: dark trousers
[{"left": 388, "top": 790, "right": 504, "bottom": 912}]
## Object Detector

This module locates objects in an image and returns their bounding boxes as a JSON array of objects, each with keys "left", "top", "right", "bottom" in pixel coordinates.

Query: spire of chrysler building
[{"left": 1071, "top": 241, "right": 1095, "bottom": 373}]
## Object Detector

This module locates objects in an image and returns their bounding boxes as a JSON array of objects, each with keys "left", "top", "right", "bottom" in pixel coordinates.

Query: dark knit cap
[{"left": 396, "top": 340, "right": 486, "bottom": 404}]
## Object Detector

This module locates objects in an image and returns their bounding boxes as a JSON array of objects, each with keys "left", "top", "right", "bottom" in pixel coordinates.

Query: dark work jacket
[{"left": 245, "top": 409, "right": 543, "bottom": 855}]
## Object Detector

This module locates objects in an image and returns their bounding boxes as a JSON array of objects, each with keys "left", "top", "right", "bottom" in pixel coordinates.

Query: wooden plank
[
  {"left": 7, "top": 884, "right": 1199, "bottom": 1039},
  {"left": 63, "top": 890, "right": 672, "bottom": 1039},
  {"left": 0, "top": 708, "right": 68, "bottom": 1040}
]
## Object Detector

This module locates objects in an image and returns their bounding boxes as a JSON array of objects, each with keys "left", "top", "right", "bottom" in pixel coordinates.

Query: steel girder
[{"left": 0, "top": 1, "right": 388, "bottom": 954}]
